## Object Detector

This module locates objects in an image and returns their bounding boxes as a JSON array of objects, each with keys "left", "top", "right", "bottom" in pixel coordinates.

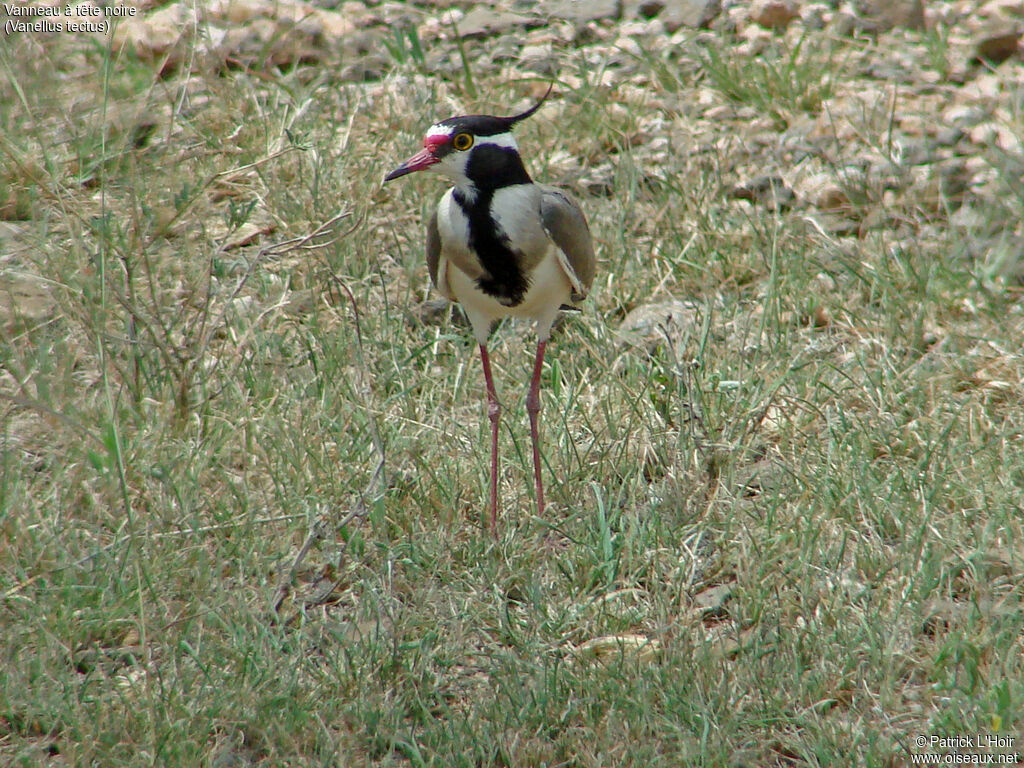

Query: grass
[
  {"left": 698, "top": 32, "right": 838, "bottom": 126},
  {"left": 2, "top": 10, "right": 1024, "bottom": 768}
]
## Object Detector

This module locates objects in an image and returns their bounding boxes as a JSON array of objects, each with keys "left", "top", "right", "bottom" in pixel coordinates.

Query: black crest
[
  {"left": 438, "top": 83, "right": 554, "bottom": 137},
  {"left": 500, "top": 82, "right": 554, "bottom": 127}
]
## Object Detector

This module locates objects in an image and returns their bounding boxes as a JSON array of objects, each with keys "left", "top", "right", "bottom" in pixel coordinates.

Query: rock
[
  {"left": 540, "top": 0, "right": 621, "bottom": 24},
  {"left": 643, "top": 0, "right": 722, "bottom": 30},
  {"left": 221, "top": 222, "right": 275, "bottom": 250},
  {"left": 801, "top": 4, "right": 826, "bottom": 30},
  {"left": 340, "top": 52, "right": 390, "bottom": 81},
  {"left": 969, "top": 121, "right": 1024, "bottom": 153},
  {"left": 830, "top": 11, "right": 857, "bottom": 36},
  {"left": 209, "top": 0, "right": 270, "bottom": 24},
  {"left": 455, "top": 7, "right": 535, "bottom": 38},
  {"left": 933, "top": 126, "right": 966, "bottom": 147},
  {"left": 339, "top": 1, "right": 372, "bottom": 26},
  {"left": 799, "top": 173, "right": 849, "bottom": 211},
  {"left": 730, "top": 175, "right": 796, "bottom": 211},
  {"left": 371, "top": 2, "right": 421, "bottom": 28},
  {"left": 979, "top": 0, "right": 1024, "bottom": 19},
  {"left": 0, "top": 274, "right": 55, "bottom": 332},
  {"left": 575, "top": 635, "right": 660, "bottom": 664},
  {"left": 851, "top": 0, "right": 924, "bottom": 32},
  {"left": 617, "top": 300, "right": 700, "bottom": 350},
  {"left": 937, "top": 159, "right": 972, "bottom": 209},
  {"left": 407, "top": 299, "right": 466, "bottom": 329},
  {"left": 490, "top": 36, "right": 527, "bottom": 64},
  {"left": 807, "top": 212, "right": 861, "bottom": 237},
  {"left": 519, "top": 44, "right": 557, "bottom": 74},
  {"left": 632, "top": 0, "right": 665, "bottom": 18},
  {"left": 212, "top": 0, "right": 357, "bottom": 37},
  {"left": 0, "top": 188, "right": 31, "bottom": 220},
  {"left": 974, "top": 24, "right": 1022, "bottom": 64},
  {"left": 112, "top": 4, "right": 192, "bottom": 69},
  {"left": 608, "top": 33, "right": 643, "bottom": 65},
  {"left": 692, "top": 583, "right": 734, "bottom": 620},
  {"left": 577, "top": 162, "right": 616, "bottom": 197},
  {"left": 749, "top": 0, "right": 800, "bottom": 30},
  {"left": 942, "top": 105, "right": 988, "bottom": 129}
]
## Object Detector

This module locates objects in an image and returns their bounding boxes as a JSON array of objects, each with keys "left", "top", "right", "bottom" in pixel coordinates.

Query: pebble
[{"left": 749, "top": 0, "right": 801, "bottom": 30}]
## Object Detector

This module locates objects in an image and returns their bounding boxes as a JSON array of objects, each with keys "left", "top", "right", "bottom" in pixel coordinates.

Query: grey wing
[
  {"left": 539, "top": 185, "right": 595, "bottom": 302},
  {"left": 426, "top": 206, "right": 453, "bottom": 300}
]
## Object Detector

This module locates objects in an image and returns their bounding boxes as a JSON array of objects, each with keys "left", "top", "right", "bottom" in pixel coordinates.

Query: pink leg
[
  {"left": 526, "top": 340, "right": 547, "bottom": 517},
  {"left": 479, "top": 344, "right": 500, "bottom": 535}
]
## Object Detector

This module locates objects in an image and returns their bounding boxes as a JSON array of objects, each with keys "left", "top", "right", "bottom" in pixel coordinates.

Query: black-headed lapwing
[{"left": 385, "top": 87, "right": 595, "bottom": 534}]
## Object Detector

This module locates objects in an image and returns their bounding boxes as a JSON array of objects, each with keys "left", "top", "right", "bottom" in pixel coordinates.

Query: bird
[{"left": 383, "top": 86, "right": 595, "bottom": 534}]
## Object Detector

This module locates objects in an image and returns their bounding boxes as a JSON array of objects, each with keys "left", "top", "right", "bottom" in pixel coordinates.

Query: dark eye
[{"left": 452, "top": 133, "right": 474, "bottom": 151}]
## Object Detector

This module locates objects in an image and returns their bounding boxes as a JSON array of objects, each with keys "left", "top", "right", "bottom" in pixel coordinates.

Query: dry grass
[{"left": 2, "top": 9, "right": 1023, "bottom": 767}]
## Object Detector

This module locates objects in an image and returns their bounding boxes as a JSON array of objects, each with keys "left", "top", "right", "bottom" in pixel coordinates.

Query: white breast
[
  {"left": 447, "top": 250, "right": 571, "bottom": 343},
  {"left": 490, "top": 185, "right": 549, "bottom": 262},
  {"left": 434, "top": 183, "right": 573, "bottom": 344}
]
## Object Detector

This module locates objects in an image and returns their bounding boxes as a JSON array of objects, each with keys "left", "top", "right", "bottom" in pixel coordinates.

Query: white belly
[{"left": 446, "top": 251, "right": 572, "bottom": 343}]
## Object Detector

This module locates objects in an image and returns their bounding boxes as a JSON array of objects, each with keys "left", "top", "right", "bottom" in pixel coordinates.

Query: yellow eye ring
[{"left": 452, "top": 133, "right": 474, "bottom": 151}]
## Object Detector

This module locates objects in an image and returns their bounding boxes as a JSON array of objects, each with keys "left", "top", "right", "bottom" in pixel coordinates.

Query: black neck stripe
[{"left": 454, "top": 186, "right": 529, "bottom": 306}]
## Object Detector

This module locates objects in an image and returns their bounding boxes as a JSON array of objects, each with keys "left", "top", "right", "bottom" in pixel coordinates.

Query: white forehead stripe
[
  {"left": 425, "top": 124, "right": 519, "bottom": 151},
  {"left": 427, "top": 124, "right": 454, "bottom": 139}
]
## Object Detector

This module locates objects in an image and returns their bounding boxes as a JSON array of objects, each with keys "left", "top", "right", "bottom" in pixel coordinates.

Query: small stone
[
  {"left": 612, "top": 34, "right": 644, "bottom": 59},
  {"left": 408, "top": 299, "right": 467, "bottom": 329},
  {"left": 340, "top": 52, "right": 390, "bottom": 82},
  {"left": 222, "top": 222, "right": 275, "bottom": 250},
  {"left": 575, "top": 635, "right": 660, "bottom": 664},
  {"left": 730, "top": 175, "right": 796, "bottom": 211},
  {"left": 519, "top": 44, "right": 555, "bottom": 73},
  {"left": 0, "top": 275, "right": 55, "bottom": 332},
  {"left": 812, "top": 304, "right": 831, "bottom": 328},
  {"left": 692, "top": 583, "right": 733, "bottom": 620},
  {"left": 541, "top": 0, "right": 621, "bottom": 24},
  {"left": 942, "top": 105, "right": 987, "bottom": 128},
  {"left": 618, "top": 300, "right": 700, "bottom": 350},
  {"left": 801, "top": 5, "right": 826, "bottom": 30},
  {"left": 970, "top": 121, "right": 1001, "bottom": 146},
  {"left": 749, "top": 0, "right": 800, "bottom": 30},
  {"left": 974, "top": 25, "right": 1022, "bottom": 64},
  {"left": 933, "top": 126, "right": 966, "bottom": 147},
  {"left": 830, "top": 11, "right": 857, "bottom": 36},
  {"left": 578, "top": 162, "right": 616, "bottom": 197},
  {"left": 979, "top": 0, "right": 1024, "bottom": 19},
  {"left": 634, "top": 0, "right": 665, "bottom": 18},
  {"left": 799, "top": 173, "right": 849, "bottom": 211},
  {"left": 339, "top": 2, "right": 371, "bottom": 25},
  {"left": 659, "top": 0, "right": 722, "bottom": 30},
  {"left": 852, "top": 0, "right": 924, "bottom": 32},
  {"left": 974, "top": 123, "right": 1024, "bottom": 153},
  {"left": 703, "top": 105, "right": 736, "bottom": 121},
  {"left": 455, "top": 7, "right": 535, "bottom": 38},
  {"left": 111, "top": 4, "right": 190, "bottom": 68},
  {"left": 373, "top": 2, "right": 422, "bottom": 27},
  {"left": 808, "top": 212, "right": 860, "bottom": 237}
]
